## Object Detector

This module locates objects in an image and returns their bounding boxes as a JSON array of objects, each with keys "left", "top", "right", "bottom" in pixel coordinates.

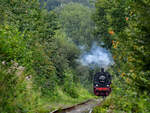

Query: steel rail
[{"left": 50, "top": 98, "right": 102, "bottom": 113}]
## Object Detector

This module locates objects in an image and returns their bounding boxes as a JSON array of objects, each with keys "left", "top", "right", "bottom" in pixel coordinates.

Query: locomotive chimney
[{"left": 101, "top": 68, "right": 104, "bottom": 72}]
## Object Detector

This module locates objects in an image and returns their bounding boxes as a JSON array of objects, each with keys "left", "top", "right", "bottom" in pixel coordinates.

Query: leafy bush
[
  {"left": 0, "top": 0, "right": 94, "bottom": 112},
  {"left": 0, "top": 61, "right": 45, "bottom": 113},
  {"left": 63, "top": 70, "right": 79, "bottom": 98},
  {"left": 93, "top": 0, "right": 150, "bottom": 112},
  {"left": 0, "top": 26, "right": 32, "bottom": 67},
  {"left": 93, "top": 77, "right": 150, "bottom": 113}
]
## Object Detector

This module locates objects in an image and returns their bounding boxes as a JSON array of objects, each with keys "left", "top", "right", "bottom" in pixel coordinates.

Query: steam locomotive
[{"left": 93, "top": 68, "right": 112, "bottom": 96}]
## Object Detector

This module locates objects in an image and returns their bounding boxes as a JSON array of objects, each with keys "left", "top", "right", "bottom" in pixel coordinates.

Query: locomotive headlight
[
  {"left": 107, "top": 85, "right": 109, "bottom": 87},
  {"left": 96, "top": 84, "right": 98, "bottom": 87}
]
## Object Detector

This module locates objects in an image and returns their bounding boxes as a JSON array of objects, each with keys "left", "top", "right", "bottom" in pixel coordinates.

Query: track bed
[{"left": 50, "top": 98, "right": 102, "bottom": 113}]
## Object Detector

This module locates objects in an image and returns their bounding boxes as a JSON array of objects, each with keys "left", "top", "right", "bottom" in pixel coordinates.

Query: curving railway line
[{"left": 50, "top": 98, "right": 103, "bottom": 113}]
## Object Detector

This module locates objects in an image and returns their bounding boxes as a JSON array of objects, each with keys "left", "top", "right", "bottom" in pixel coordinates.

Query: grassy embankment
[{"left": 0, "top": 61, "right": 94, "bottom": 113}]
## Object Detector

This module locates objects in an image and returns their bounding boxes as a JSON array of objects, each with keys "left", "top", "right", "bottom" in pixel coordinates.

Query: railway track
[{"left": 50, "top": 98, "right": 103, "bottom": 113}]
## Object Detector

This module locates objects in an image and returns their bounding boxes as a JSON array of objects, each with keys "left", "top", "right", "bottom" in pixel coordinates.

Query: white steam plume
[{"left": 79, "top": 43, "right": 114, "bottom": 68}]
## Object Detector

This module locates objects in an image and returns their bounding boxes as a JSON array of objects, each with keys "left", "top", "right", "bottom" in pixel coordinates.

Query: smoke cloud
[{"left": 79, "top": 43, "right": 114, "bottom": 68}]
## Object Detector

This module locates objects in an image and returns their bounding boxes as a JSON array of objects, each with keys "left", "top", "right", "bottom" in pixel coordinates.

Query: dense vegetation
[
  {"left": 1, "top": 0, "right": 149, "bottom": 113},
  {"left": 39, "top": 0, "right": 95, "bottom": 10},
  {"left": 0, "top": 0, "right": 94, "bottom": 112},
  {"left": 93, "top": 0, "right": 150, "bottom": 112},
  {"left": 55, "top": 3, "right": 95, "bottom": 46}
]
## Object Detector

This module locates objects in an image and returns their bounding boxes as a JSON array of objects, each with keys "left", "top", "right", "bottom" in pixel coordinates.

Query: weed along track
[{"left": 50, "top": 99, "right": 102, "bottom": 113}]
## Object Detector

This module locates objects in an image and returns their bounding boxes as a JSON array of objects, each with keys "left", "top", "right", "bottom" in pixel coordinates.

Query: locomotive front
[{"left": 93, "top": 68, "right": 112, "bottom": 96}]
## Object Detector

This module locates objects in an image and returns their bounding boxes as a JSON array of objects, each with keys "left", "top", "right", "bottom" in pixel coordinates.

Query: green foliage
[
  {"left": 53, "top": 30, "right": 80, "bottom": 77},
  {"left": 0, "top": 0, "right": 94, "bottom": 112},
  {"left": 40, "top": 0, "right": 94, "bottom": 10},
  {"left": 0, "top": 26, "right": 32, "bottom": 67},
  {"left": 0, "top": 0, "right": 60, "bottom": 95},
  {"left": 93, "top": 0, "right": 150, "bottom": 112},
  {"left": 109, "top": 0, "right": 150, "bottom": 92},
  {"left": 93, "top": 0, "right": 128, "bottom": 48},
  {"left": 55, "top": 3, "right": 95, "bottom": 47},
  {"left": 0, "top": 62, "right": 49, "bottom": 113},
  {"left": 63, "top": 70, "right": 79, "bottom": 98},
  {"left": 53, "top": 3, "right": 98, "bottom": 88},
  {"left": 93, "top": 78, "right": 150, "bottom": 113}
]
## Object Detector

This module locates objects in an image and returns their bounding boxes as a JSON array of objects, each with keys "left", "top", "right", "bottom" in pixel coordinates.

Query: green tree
[
  {"left": 39, "top": 0, "right": 94, "bottom": 10},
  {"left": 93, "top": 0, "right": 150, "bottom": 112},
  {"left": 0, "top": 0, "right": 59, "bottom": 95},
  {"left": 55, "top": 3, "right": 95, "bottom": 47},
  {"left": 93, "top": 0, "right": 128, "bottom": 48}
]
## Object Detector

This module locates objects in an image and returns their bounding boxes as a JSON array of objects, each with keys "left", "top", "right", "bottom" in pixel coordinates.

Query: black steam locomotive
[{"left": 93, "top": 68, "right": 112, "bottom": 96}]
